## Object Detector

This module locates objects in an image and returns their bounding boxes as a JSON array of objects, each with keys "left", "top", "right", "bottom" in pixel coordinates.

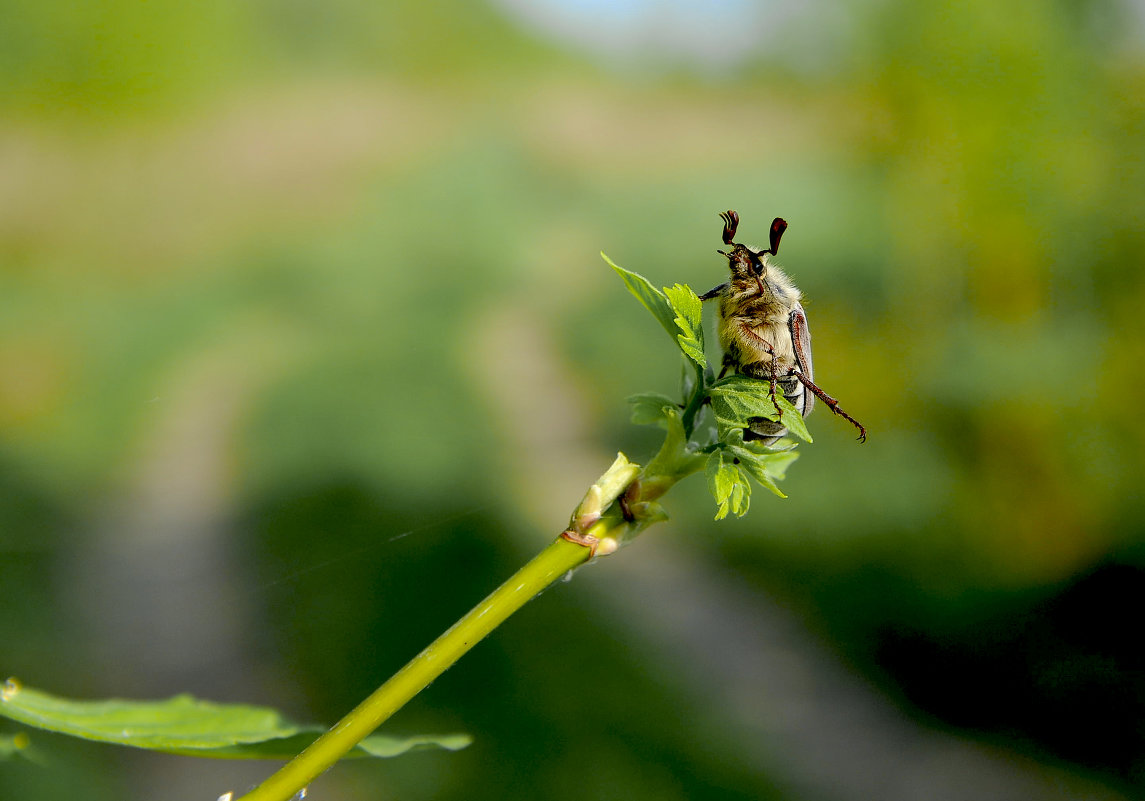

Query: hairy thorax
[{"left": 717, "top": 267, "right": 801, "bottom": 372}]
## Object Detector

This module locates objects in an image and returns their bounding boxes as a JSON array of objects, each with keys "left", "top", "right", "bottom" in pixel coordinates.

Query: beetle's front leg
[
  {"left": 717, "top": 352, "right": 736, "bottom": 379},
  {"left": 737, "top": 322, "right": 775, "bottom": 352},
  {"left": 700, "top": 282, "right": 729, "bottom": 301}
]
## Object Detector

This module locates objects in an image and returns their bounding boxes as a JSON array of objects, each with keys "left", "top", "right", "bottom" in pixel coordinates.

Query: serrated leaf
[
  {"left": 707, "top": 377, "right": 778, "bottom": 440},
  {"left": 726, "top": 446, "right": 787, "bottom": 499},
  {"left": 777, "top": 399, "right": 812, "bottom": 443},
  {"left": 709, "top": 430, "right": 798, "bottom": 499},
  {"left": 708, "top": 376, "right": 813, "bottom": 444},
  {"left": 736, "top": 461, "right": 785, "bottom": 497},
  {"left": 740, "top": 444, "right": 800, "bottom": 482},
  {"left": 663, "top": 283, "right": 706, "bottom": 369},
  {"left": 0, "top": 681, "right": 470, "bottom": 760},
  {"left": 627, "top": 393, "right": 679, "bottom": 427},
  {"left": 706, "top": 450, "right": 751, "bottom": 520},
  {"left": 603, "top": 254, "right": 678, "bottom": 341}
]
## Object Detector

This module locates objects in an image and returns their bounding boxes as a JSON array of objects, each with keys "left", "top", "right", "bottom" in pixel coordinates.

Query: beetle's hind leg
[
  {"left": 738, "top": 357, "right": 786, "bottom": 444},
  {"left": 792, "top": 370, "right": 867, "bottom": 443}
]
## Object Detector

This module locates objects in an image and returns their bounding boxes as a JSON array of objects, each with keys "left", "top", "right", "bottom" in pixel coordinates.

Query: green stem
[
  {"left": 236, "top": 530, "right": 613, "bottom": 801},
  {"left": 237, "top": 453, "right": 691, "bottom": 800},
  {"left": 679, "top": 363, "right": 708, "bottom": 439}
]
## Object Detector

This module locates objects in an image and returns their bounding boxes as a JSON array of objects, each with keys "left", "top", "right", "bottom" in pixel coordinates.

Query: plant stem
[
  {"left": 679, "top": 363, "right": 707, "bottom": 438},
  {"left": 236, "top": 529, "right": 612, "bottom": 801}
]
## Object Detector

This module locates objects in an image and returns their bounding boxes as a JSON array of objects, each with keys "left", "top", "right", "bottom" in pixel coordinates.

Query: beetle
[{"left": 700, "top": 210, "right": 866, "bottom": 444}]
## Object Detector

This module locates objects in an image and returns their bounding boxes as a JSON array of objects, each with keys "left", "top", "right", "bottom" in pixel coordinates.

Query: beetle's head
[{"left": 717, "top": 213, "right": 787, "bottom": 296}]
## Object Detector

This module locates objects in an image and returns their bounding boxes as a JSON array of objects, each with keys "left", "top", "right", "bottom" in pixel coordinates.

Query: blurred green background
[{"left": 2, "top": 0, "right": 1144, "bottom": 799}]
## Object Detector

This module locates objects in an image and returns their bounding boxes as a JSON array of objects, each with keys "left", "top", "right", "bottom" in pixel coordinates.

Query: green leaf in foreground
[
  {"left": 663, "top": 283, "right": 706, "bottom": 369},
  {"left": 0, "top": 680, "right": 470, "bottom": 760},
  {"left": 722, "top": 430, "right": 798, "bottom": 499},
  {"left": 603, "top": 254, "right": 678, "bottom": 341},
  {"left": 706, "top": 450, "right": 751, "bottom": 520},
  {"left": 708, "top": 376, "right": 813, "bottom": 444}
]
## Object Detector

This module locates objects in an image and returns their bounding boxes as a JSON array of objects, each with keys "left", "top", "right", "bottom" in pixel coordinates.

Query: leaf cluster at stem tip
[{"left": 602, "top": 253, "right": 809, "bottom": 520}]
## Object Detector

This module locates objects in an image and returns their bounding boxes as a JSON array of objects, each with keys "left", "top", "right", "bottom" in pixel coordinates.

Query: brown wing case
[{"left": 788, "top": 303, "right": 815, "bottom": 417}]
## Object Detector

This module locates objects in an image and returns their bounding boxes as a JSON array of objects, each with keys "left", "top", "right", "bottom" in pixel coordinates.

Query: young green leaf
[
  {"left": 721, "top": 430, "right": 793, "bottom": 499},
  {"left": 643, "top": 406, "right": 706, "bottom": 484},
  {"left": 0, "top": 680, "right": 470, "bottom": 760},
  {"left": 663, "top": 283, "right": 706, "bottom": 369},
  {"left": 706, "top": 449, "right": 751, "bottom": 520},
  {"left": 628, "top": 393, "right": 679, "bottom": 427},
  {"left": 739, "top": 442, "right": 800, "bottom": 482},
  {"left": 602, "top": 254, "right": 678, "bottom": 341},
  {"left": 708, "top": 376, "right": 813, "bottom": 444},
  {"left": 777, "top": 399, "right": 812, "bottom": 443}
]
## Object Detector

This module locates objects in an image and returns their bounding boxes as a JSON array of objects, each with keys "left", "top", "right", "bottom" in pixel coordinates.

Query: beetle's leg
[
  {"left": 717, "top": 352, "right": 735, "bottom": 379},
  {"left": 792, "top": 370, "right": 867, "bottom": 443},
  {"left": 741, "top": 356, "right": 784, "bottom": 423},
  {"left": 736, "top": 323, "right": 773, "bottom": 350},
  {"left": 736, "top": 324, "right": 784, "bottom": 415},
  {"left": 766, "top": 358, "right": 783, "bottom": 421},
  {"left": 699, "top": 282, "right": 728, "bottom": 301},
  {"left": 740, "top": 357, "right": 785, "bottom": 444}
]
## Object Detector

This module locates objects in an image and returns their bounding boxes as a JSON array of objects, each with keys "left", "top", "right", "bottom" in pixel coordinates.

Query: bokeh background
[{"left": 3, "top": 0, "right": 1144, "bottom": 799}]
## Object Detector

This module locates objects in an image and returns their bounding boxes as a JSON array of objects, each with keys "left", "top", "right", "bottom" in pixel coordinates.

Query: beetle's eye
[{"left": 752, "top": 263, "right": 764, "bottom": 276}]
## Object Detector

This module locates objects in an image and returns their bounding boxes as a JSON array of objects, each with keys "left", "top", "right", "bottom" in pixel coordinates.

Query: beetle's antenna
[
  {"left": 720, "top": 210, "right": 740, "bottom": 245},
  {"left": 765, "top": 217, "right": 788, "bottom": 255}
]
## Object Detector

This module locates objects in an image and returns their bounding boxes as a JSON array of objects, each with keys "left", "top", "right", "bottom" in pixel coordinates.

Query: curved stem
[{"left": 236, "top": 532, "right": 610, "bottom": 801}]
